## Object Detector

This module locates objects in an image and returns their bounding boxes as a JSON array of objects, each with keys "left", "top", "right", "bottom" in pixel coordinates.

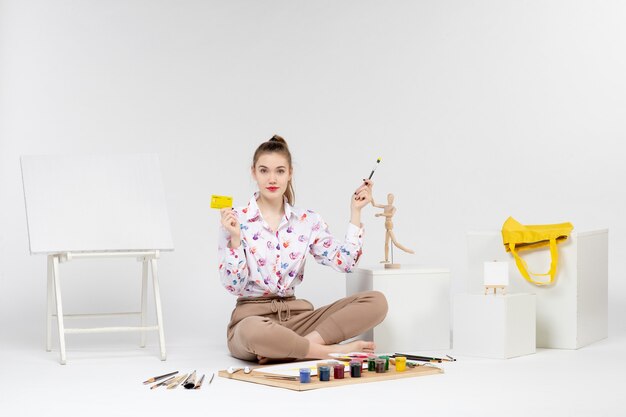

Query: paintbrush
[
  {"left": 143, "top": 371, "right": 178, "bottom": 385},
  {"left": 166, "top": 373, "right": 188, "bottom": 389},
  {"left": 260, "top": 375, "right": 300, "bottom": 381},
  {"left": 393, "top": 353, "right": 456, "bottom": 362},
  {"left": 194, "top": 374, "right": 205, "bottom": 390},
  {"left": 149, "top": 375, "right": 176, "bottom": 390},
  {"left": 368, "top": 158, "right": 382, "bottom": 180},
  {"left": 183, "top": 370, "right": 197, "bottom": 389}
]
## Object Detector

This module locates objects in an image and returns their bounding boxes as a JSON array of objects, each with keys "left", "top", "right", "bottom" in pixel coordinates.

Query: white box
[
  {"left": 346, "top": 265, "right": 450, "bottom": 352},
  {"left": 467, "top": 230, "right": 608, "bottom": 349},
  {"left": 453, "top": 294, "right": 536, "bottom": 359}
]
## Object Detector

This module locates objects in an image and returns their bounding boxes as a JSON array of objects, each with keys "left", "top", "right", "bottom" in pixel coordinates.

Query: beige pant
[{"left": 227, "top": 291, "right": 388, "bottom": 361}]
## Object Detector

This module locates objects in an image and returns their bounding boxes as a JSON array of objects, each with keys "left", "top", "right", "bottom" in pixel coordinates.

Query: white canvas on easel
[{"left": 21, "top": 153, "right": 174, "bottom": 364}]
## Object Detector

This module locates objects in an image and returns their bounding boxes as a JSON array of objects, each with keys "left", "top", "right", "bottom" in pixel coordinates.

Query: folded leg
[
  {"left": 227, "top": 315, "right": 310, "bottom": 361},
  {"left": 285, "top": 291, "right": 388, "bottom": 344}
]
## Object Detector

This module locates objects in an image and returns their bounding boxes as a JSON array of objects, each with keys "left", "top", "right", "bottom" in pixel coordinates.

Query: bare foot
[
  {"left": 335, "top": 340, "right": 376, "bottom": 354},
  {"left": 256, "top": 355, "right": 296, "bottom": 365},
  {"left": 306, "top": 340, "right": 376, "bottom": 359},
  {"left": 255, "top": 331, "right": 376, "bottom": 363}
]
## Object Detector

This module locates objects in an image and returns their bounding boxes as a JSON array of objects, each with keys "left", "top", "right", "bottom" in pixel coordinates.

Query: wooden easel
[
  {"left": 22, "top": 154, "right": 173, "bottom": 364},
  {"left": 483, "top": 261, "right": 509, "bottom": 296},
  {"left": 484, "top": 285, "right": 507, "bottom": 295},
  {"left": 46, "top": 251, "right": 166, "bottom": 364}
]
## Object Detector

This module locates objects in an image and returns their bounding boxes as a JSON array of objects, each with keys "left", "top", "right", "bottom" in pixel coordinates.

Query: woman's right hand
[{"left": 220, "top": 208, "right": 241, "bottom": 242}]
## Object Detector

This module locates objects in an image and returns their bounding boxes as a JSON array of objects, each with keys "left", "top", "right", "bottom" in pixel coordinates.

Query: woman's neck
[{"left": 256, "top": 194, "right": 284, "bottom": 217}]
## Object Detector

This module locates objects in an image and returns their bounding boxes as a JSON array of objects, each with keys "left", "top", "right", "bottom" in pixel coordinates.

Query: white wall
[{"left": 1, "top": 0, "right": 625, "bottom": 349}]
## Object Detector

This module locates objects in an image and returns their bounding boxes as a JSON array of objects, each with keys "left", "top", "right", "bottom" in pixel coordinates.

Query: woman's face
[{"left": 252, "top": 152, "right": 292, "bottom": 202}]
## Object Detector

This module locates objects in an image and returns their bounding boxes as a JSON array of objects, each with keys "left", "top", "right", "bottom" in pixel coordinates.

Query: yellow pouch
[{"left": 501, "top": 217, "right": 573, "bottom": 286}]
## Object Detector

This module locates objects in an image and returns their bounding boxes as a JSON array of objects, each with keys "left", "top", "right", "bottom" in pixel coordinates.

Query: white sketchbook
[{"left": 252, "top": 359, "right": 358, "bottom": 377}]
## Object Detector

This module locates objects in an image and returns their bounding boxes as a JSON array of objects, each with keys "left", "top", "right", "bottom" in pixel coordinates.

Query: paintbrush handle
[
  {"left": 143, "top": 370, "right": 178, "bottom": 384},
  {"left": 394, "top": 353, "right": 443, "bottom": 362},
  {"left": 261, "top": 375, "right": 299, "bottom": 381},
  {"left": 150, "top": 375, "right": 176, "bottom": 389},
  {"left": 194, "top": 374, "right": 206, "bottom": 390}
]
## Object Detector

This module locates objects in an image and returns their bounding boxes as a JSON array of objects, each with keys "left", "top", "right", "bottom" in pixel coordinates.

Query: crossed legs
[{"left": 227, "top": 291, "right": 388, "bottom": 362}]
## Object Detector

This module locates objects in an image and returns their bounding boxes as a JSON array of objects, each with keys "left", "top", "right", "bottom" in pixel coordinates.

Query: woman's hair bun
[{"left": 269, "top": 134, "right": 287, "bottom": 146}]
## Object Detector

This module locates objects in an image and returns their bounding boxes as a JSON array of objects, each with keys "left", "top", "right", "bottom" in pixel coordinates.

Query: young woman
[{"left": 218, "top": 135, "right": 387, "bottom": 363}]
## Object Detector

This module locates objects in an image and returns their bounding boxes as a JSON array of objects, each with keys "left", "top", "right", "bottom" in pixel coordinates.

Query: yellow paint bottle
[{"left": 395, "top": 356, "right": 406, "bottom": 372}]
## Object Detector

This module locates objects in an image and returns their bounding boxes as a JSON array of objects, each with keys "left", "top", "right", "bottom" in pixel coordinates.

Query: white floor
[{"left": 1, "top": 334, "right": 624, "bottom": 417}]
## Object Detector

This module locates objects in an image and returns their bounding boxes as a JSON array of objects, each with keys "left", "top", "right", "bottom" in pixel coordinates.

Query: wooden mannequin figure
[{"left": 372, "top": 193, "right": 414, "bottom": 268}]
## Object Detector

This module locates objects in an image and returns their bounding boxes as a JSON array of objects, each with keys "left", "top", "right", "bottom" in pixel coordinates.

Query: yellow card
[{"left": 211, "top": 195, "right": 233, "bottom": 209}]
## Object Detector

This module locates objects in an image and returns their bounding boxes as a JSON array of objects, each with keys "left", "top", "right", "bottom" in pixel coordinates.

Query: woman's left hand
[{"left": 351, "top": 180, "right": 373, "bottom": 212}]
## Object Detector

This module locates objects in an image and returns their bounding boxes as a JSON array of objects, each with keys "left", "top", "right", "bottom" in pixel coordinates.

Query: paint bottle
[
  {"left": 375, "top": 358, "right": 386, "bottom": 373},
  {"left": 333, "top": 363, "right": 345, "bottom": 379},
  {"left": 326, "top": 360, "right": 340, "bottom": 374},
  {"left": 350, "top": 360, "right": 362, "bottom": 378},
  {"left": 316, "top": 362, "right": 328, "bottom": 378},
  {"left": 367, "top": 357, "right": 376, "bottom": 372},
  {"left": 299, "top": 368, "right": 311, "bottom": 384},
  {"left": 395, "top": 356, "right": 407, "bottom": 372},
  {"left": 379, "top": 355, "right": 390, "bottom": 371},
  {"left": 318, "top": 366, "right": 330, "bottom": 382}
]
